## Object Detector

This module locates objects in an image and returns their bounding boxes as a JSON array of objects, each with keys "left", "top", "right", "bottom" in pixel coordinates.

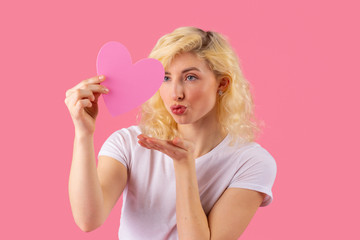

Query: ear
[{"left": 218, "top": 77, "right": 230, "bottom": 92}]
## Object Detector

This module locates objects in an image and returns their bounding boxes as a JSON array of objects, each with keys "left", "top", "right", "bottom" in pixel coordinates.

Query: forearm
[
  {"left": 68, "top": 133, "right": 104, "bottom": 231},
  {"left": 174, "top": 161, "right": 210, "bottom": 240}
]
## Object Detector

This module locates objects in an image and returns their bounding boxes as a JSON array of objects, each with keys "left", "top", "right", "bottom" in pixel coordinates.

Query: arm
[
  {"left": 173, "top": 162, "right": 264, "bottom": 240},
  {"left": 137, "top": 134, "right": 265, "bottom": 240},
  {"left": 173, "top": 161, "right": 210, "bottom": 240},
  {"left": 65, "top": 75, "right": 127, "bottom": 231},
  {"left": 68, "top": 134, "right": 103, "bottom": 232},
  {"left": 208, "top": 188, "right": 265, "bottom": 239},
  {"left": 68, "top": 134, "right": 127, "bottom": 232}
]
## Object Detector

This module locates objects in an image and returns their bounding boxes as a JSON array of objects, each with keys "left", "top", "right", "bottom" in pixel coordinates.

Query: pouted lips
[{"left": 170, "top": 105, "right": 187, "bottom": 115}]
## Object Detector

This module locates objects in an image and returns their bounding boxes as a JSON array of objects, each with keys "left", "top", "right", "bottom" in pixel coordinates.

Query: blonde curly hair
[{"left": 137, "top": 26, "right": 263, "bottom": 145}]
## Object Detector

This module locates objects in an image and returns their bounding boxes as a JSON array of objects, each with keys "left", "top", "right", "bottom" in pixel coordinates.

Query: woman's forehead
[{"left": 164, "top": 52, "right": 210, "bottom": 73}]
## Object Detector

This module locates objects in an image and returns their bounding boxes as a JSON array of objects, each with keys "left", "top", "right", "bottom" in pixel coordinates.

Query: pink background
[{"left": 1, "top": 0, "right": 359, "bottom": 239}]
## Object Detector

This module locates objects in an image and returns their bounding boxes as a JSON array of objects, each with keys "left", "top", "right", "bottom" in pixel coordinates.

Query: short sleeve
[
  {"left": 97, "top": 129, "right": 131, "bottom": 169},
  {"left": 228, "top": 145, "right": 277, "bottom": 207}
]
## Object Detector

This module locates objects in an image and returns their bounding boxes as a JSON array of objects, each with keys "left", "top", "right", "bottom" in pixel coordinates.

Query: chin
[
  {"left": 172, "top": 115, "right": 192, "bottom": 125},
  {"left": 173, "top": 119, "right": 190, "bottom": 125}
]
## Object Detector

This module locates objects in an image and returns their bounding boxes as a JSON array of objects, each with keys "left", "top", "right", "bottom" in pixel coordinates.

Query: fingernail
[
  {"left": 104, "top": 88, "right": 109, "bottom": 92},
  {"left": 99, "top": 75, "right": 104, "bottom": 80}
]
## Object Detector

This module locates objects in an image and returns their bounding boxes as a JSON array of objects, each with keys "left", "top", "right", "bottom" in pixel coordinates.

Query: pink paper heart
[{"left": 96, "top": 41, "right": 164, "bottom": 116}]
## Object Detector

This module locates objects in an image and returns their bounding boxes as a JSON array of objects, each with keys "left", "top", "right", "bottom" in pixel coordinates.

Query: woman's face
[{"left": 159, "top": 52, "right": 220, "bottom": 125}]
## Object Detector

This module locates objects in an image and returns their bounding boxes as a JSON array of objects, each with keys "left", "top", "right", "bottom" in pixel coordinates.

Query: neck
[{"left": 177, "top": 115, "right": 227, "bottom": 159}]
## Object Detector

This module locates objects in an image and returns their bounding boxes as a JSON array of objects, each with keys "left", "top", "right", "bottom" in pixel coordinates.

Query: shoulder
[
  {"left": 226, "top": 141, "right": 277, "bottom": 206},
  {"left": 107, "top": 125, "right": 142, "bottom": 143},
  {"left": 98, "top": 125, "right": 145, "bottom": 168},
  {"left": 227, "top": 140, "right": 277, "bottom": 170},
  {"left": 100, "top": 125, "right": 143, "bottom": 156},
  {"left": 244, "top": 143, "right": 276, "bottom": 166},
  {"left": 111, "top": 125, "right": 142, "bottom": 136}
]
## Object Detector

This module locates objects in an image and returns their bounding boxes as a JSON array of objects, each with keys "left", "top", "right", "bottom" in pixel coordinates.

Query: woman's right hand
[{"left": 64, "top": 75, "right": 109, "bottom": 136}]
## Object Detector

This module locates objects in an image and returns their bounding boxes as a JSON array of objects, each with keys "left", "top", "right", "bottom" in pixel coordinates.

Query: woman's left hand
[{"left": 137, "top": 134, "right": 194, "bottom": 164}]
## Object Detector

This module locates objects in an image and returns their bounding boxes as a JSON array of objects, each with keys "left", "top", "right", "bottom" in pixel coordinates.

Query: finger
[
  {"left": 146, "top": 138, "right": 180, "bottom": 154},
  {"left": 67, "top": 85, "right": 109, "bottom": 104},
  {"left": 137, "top": 134, "right": 146, "bottom": 140},
  {"left": 138, "top": 139, "right": 153, "bottom": 149},
  {"left": 137, "top": 135, "right": 154, "bottom": 149},
  {"left": 67, "top": 84, "right": 109, "bottom": 98},
  {"left": 138, "top": 135, "right": 183, "bottom": 155},
  {"left": 67, "top": 89, "right": 95, "bottom": 106},
  {"left": 81, "top": 75, "right": 106, "bottom": 86},
  {"left": 145, "top": 137, "right": 164, "bottom": 147},
  {"left": 144, "top": 142, "right": 169, "bottom": 156},
  {"left": 75, "top": 99, "right": 92, "bottom": 112},
  {"left": 144, "top": 138, "right": 163, "bottom": 149},
  {"left": 86, "top": 84, "right": 109, "bottom": 95},
  {"left": 137, "top": 134, "right": 152, "bottom": 140},
  {"left": 138, "top": 137, "right": 163, "bottom": 152},
  {"left": 66, "top": 75, "right": 106, "bottom": 97},
  {"left": 138, "top": 136, "right": 163, "bottom": 150},
  {"left": 140, "top": 137, "right": 189, "bottom": 160},
  {"left": 172, "top": 137, "right": 193, "bottom": 150},
  {"left": 138, "top": 140, "right": 148, "bottom": 148}
]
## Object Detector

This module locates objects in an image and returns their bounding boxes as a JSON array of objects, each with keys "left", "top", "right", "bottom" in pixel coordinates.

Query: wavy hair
[{"left": 137, "top": 26, "right": 263, "bottom": 145}]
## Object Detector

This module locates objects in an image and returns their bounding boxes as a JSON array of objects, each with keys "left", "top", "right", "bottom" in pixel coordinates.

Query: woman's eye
[
  {"left": 186, "top": 75, "right": 197, "bottom": 81},
  {"left": 164, "top": 76, "right": 170, "bottom": 82}
]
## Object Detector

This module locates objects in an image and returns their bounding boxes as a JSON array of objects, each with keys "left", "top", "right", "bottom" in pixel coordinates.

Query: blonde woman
[{"left": 65, "top": 26, "right": 277, "bottom": 240}]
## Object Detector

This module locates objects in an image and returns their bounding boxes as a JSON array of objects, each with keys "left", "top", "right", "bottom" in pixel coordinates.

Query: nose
[{"left": 171, "top": 80, "right": 184, "bottom": 101}]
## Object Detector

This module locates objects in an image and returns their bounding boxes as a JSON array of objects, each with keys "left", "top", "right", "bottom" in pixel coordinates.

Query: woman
[{"left": 65, "top": 26, "right": 277, "bottom": 240}]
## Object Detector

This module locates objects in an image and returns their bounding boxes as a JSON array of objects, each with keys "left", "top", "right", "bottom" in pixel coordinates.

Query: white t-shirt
[{"left": 98, "top": 125, "right": 277, "bottom": 240}]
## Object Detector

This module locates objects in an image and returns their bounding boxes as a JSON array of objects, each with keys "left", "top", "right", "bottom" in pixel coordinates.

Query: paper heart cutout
[{"left": 96, "top": 41, "right": 164, "bottom": 116}]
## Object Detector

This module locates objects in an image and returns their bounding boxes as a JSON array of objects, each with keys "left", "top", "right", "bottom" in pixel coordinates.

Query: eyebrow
[{"left": 165, "top": 67, "right": 201, "bottom": 75}]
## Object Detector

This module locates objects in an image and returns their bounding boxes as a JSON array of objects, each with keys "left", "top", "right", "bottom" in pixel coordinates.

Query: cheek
[
  {"left": 189, "top": 87, "right": 216, "bottom": 106},
  {"left": 159, "top": 85, "right": 166, "bottom": 102}
]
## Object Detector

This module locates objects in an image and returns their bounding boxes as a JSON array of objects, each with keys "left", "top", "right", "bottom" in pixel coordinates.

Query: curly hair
[{"left": 137, "top": 26, "right": 263, "bottom": 145}]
